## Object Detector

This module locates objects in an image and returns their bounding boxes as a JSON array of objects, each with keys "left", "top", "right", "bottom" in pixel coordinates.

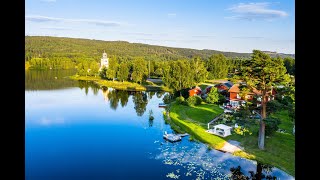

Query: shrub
[
  {"left": 186, "top": 96, "right": 196, "bottom": 106},
  {"left": 205, "top": 87, "right": 220, "bottom": 104},
  {"left": 176, "top": 96, "right": 185, "bottom": 105},
  {"left": 264, "top": 117, "right": 281, "bottom": 136},
  {"left": 186, "top": 96, "right": 202, "bottom": 106},
  {"left": 195, "top": 95, "right": 202, "bottom": 105},
  {"left": 234, "top": 126, "right": 252, "bottom": 136},
  {"left": 218, "top": 94, "right": 226, "bottom": 105}
]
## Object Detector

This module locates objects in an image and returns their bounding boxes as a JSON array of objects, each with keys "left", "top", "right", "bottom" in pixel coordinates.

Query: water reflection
[
  {"left": 78, "top": 80, "right": 100, "bottom": 96},
  {"left": 78, "top": 81, "right": 151, "bottom": 117},
  {"left": 25, "top": 70, "right": 77, "bottom": 90},
  {"left": 156, "top": 91, "right": 165, "bottom": 98},
  {"left": 153, "top": 142, "right": 231, "bottom": 179},
  {"left": 133, "top": 91, "right": 148, "bottom": 116},
  {"left": 230, "top": 163, "right": 277, "bottom": 180},
  {"left": 151, "top": 141, "right": 293, "bottom": 180}
]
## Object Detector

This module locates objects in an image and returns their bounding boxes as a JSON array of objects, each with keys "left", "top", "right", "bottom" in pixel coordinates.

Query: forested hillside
[
  {"left": 25, "top": 36, "right": 294, "bottom": 62},
  {"left": 25, "top": 36, "right": 253, "bottom": 61},
  {"left": 25, "top": 36, "right": 295, "bottom": 76}
]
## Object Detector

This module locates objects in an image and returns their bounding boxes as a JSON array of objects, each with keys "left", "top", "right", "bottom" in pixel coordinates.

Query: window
[{"left": 236, "top": 94, "right": 241, "bottom": 99}]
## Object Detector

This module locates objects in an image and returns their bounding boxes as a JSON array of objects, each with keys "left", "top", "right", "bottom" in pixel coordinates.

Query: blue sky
[{"left": 25, "top": 0, "right": 295, "bottom": 54}]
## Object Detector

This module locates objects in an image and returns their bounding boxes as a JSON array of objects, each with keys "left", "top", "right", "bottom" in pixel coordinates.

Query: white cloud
[
  {"left": 26, "top": 15, "right": 125, "bottom": 27},
  {"left": 41, "top": 26, "right": 73, "bottom": 31},
  {"left": 167, "top": 13, "right": 176, "bottom": 18},
  {"left": 226, "top": 2, "right": 288, "bottom": 21},
  {"left": 232, "top": 36, "right": 264, "bottom": 39},
  {"left": 40, "top": 117, "right": 64, "bottom": 125},
  {"left": 192, "top": 35, "right": 215, "bottom": 38}
]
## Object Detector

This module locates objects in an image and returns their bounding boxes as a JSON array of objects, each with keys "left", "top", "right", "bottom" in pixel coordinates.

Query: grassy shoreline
[
  {"left": 167, "top": 102, "right": 295, "bottom": 176},
  {"left": 69, "top": 75, "right": 172, "bottom": 92}
]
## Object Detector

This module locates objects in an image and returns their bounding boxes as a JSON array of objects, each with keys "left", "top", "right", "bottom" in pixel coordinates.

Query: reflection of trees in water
[
  {"left": 106, "top": 89, "right": 130, "bottom": 110},
  {"left": 156, "top": 91, "right": 165, "bottom": 98},
  {"left": 108, "top": 89, "right": 120, "bottom": 110},
  {"left": 148, "top": 118, "right": 153, "bottom": 127},
  {"left": 25, "top": 70, "right": 77, "bottom": 90},
  {"left": 118, "top": 90, "right": 129, "bottom": 107},
  {"left": 105, "top": 90, "right": 149, "bottom": 114},
  {"left": 148, "top": 91, "right": 156, "bottom": 100},
  {"left": 78, "top": 80, "right": 100, "bottom": 96},
  {"left": 230, "top": 163, "right": 277, "bottom": 180},
  {"left": 133, "top": 92, "right": 148, "bottom": 116}
]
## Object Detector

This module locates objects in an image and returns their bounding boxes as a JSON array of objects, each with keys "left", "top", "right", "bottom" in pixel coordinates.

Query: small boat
[
  {"left": 158, "top": 103, "right": 167, "bottom": 107},
  {"left": 163, "top": 131, "right": 181, "bottom": 142}
]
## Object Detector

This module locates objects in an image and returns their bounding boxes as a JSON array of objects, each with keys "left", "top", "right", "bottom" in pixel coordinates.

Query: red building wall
[{"left": 229, "top": 92, "right": 238, "bottom": 100}]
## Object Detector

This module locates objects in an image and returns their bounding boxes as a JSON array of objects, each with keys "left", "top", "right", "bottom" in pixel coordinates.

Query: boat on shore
[{"left": 158, "top": 103, "right": 167, "bottom": 107}]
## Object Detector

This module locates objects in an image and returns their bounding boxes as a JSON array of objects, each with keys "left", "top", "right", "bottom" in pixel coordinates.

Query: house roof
[
  {"left": 189, "top": 86, "right": 202, "bottom": 92},
  {"left": 228, "top": 83, "right": 274, "bottom": 96},
  {"left": 228, "top": 84, "right": 240, "bottom": 93},
  {"left": 224, "top": 81, "right": 233, "bottom": 88},
  {"left": 213, "top": 124, "right": 232, "bottom": 130}
]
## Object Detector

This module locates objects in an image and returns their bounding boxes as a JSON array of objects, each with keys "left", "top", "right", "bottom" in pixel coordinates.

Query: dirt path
[{"left": 220, "top": 142, "right": 242, "bottom": 153}]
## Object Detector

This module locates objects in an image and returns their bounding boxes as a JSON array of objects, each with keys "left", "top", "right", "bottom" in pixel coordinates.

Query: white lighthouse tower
[{"left": 100, "top": 50, "right": 109, "bottom": 71}]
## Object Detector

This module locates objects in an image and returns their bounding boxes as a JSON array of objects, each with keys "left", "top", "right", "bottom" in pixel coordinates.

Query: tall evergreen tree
[{"left": 237, "top": 50, "right": 291, "bottom": 149}]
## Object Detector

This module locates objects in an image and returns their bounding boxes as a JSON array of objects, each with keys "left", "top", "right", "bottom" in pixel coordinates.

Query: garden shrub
[
  {"left": 186, "top": 96, "right": 196, "bottom": 106},
  {"left": 176, "top": 96, "right": 185, "bottom": 105},
  {"left": 205, "top": 87, "right": 219, "bottom": 104},
  {"left": 186, "top": 95, "right": 202, "bottom": 106},
  {"left": 234, "top": 126, "right": 252, "bottom": 136},
  {"left": 264, "top": 117, "right": 281, "bottom": 136},
  {"left": 194, "top": 95, "right": 202, "bottom": 105}
]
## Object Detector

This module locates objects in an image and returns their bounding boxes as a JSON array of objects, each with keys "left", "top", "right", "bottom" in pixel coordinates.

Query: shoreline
[{"left": 69, "top": 75, "right": 172, "bottom": 92}]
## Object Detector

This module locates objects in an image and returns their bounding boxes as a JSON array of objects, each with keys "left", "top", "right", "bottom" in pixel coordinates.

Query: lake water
[{"left": 25, "top": 70, "right": 294, "bottom": 180}]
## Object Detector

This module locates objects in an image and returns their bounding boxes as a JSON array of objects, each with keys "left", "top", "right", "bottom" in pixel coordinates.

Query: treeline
[
  {"left": 76, "top": 54, "right": 243, "bottom": 84},
  {"left": 78, "top": 52, "right": 295, "bottom": 92}
]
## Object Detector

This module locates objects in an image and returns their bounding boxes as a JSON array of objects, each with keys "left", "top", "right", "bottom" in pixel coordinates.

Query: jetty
[{"left": 163, "top": 131, "right": 189, "bottom": 142}]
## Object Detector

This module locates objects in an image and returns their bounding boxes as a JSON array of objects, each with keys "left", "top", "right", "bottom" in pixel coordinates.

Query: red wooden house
[
  {"left": 189, "top": 86, "right": 202, "bottom": 97},
  {"left": 228, "top": 84, "right": 276, "bottom": 108}
]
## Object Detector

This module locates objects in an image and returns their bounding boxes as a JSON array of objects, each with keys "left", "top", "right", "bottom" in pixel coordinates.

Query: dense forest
[{"left": 25, "top": 36, "right": 294, "bottom": 70}]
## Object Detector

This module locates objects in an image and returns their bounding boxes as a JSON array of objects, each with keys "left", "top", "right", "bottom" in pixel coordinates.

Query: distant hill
[
  {"left": 262, "top": 51, "right": 295, "bottom": 58},
  {"left": 25, "top": 36, "right": 294, "bottom": 61}
]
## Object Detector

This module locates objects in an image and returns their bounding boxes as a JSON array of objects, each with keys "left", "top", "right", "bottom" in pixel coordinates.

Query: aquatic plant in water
[{"left": 166, "top": 172, "right": 180, "bottom": 179}]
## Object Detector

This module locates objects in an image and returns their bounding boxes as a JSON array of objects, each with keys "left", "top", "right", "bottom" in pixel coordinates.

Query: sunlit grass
[{"left": 69, "top": 75, "right": 172, "bottom": 91}]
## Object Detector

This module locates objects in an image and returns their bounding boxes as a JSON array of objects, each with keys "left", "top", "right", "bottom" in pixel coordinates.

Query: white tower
[{"left": 100, "top": 50, "right": 109, "bottom": 70}]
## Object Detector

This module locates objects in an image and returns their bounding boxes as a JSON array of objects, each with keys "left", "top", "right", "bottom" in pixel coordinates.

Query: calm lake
[{"left": 25, "top": 70, "right": 294, "bottom": 180}]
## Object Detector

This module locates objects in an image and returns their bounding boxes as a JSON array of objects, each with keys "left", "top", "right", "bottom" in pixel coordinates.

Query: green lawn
[
  {"left": 167, "top": 102, "right": 253, "bottom": 156},
  {"left": 184, "top": 104, "right": 223, "bottom": 125},
  {"left": 168, "top": 102, "right": 295, "bottom": 177},
  {"left": 270, "top": 110, "right": 294, "bottom": 133}
]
